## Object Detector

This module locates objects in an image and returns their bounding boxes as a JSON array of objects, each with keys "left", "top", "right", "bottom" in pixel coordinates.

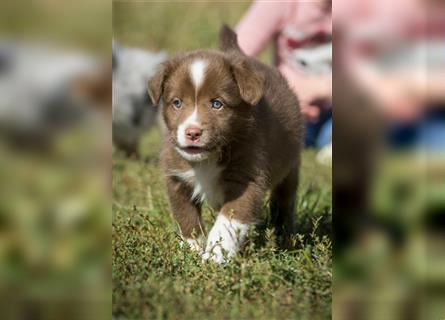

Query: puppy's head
[{"left": 148, "top": 25, "right": 264, "bottom": 162}]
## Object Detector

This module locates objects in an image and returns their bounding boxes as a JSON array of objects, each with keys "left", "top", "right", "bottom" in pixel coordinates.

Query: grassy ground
[{"left": 112, "top": 129, "right": 332, "bottom": 319}]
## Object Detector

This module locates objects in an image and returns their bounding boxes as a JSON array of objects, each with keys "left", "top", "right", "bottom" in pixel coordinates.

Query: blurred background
[
  {"left": 1, "top": 0, "right": 444, "bottom": 318},
  {"left": 0, "top": 0, "right": 111, "bottom": 319},
  {"left": 333, "top": 0, "right": 445, "bottom": 319}
]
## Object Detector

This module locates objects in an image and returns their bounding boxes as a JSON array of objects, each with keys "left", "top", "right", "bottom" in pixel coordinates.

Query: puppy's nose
[{"left": 185, "top": 127, "right": 202, "bottom": 142}]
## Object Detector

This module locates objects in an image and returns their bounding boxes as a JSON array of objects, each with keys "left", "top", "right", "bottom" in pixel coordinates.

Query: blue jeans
[
  {"left": 304, "top": 110, "right": 332, "bottom": 148},
  {"left": 388, "top": 108, "right": 445, "bottom": 151}
]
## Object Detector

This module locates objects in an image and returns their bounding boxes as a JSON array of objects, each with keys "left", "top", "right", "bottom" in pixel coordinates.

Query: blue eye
[
  {"left": 211, "top": 99, "right": 223, "bottom": 109},
  {"left": 172, "top": 98, "right": 182, "bottom": 109}
]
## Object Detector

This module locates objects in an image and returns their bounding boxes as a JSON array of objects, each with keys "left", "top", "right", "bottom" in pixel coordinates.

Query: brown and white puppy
[{"left": 148, "top": 25, "right": 303, "bottom": 263}]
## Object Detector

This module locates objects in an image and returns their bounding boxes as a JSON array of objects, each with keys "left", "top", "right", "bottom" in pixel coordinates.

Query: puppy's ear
[
  {"left": 147, "top": 63, "right": 168, "bottom": 106},
  {"left": 219, "top": 24, "right": 242, "bottom": 52},
  {"left": 232, "top": 59, "right": 265, "bottom": 106}
]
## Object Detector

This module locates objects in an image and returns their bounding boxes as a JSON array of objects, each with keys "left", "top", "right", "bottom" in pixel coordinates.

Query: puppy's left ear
[
  {"left": 219, "top": 24, "right": 242, "bottom": 52},
  {"left": 232, "top": 59, "right": 265, "bottom": 106}
]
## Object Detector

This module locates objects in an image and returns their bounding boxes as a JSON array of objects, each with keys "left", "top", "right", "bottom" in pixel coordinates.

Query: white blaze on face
[
  {"left": 190, "top": 59, "right": 207, "bottom": 91},
  {"left": 176, "top": 59, "right": 208, "bottom": 148},
  {"left": 202, "top": 214, "right": 249, "bottom": 264}
]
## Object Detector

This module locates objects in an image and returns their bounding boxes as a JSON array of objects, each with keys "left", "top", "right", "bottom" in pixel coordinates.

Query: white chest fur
[{"left": 172, "top": 161, "right": 224, "bottom": 209}]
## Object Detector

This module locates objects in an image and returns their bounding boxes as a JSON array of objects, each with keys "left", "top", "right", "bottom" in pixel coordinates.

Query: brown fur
[{"left": 148, "top": 25, "right": 303, "bottom": 243}]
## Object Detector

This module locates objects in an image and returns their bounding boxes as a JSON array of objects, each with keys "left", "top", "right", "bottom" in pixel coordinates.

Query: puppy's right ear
[{"left": 147, "top": 63, "right": 168, "bottom": 106}]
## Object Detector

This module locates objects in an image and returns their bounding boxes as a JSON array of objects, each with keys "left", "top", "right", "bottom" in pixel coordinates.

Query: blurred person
[
  {"left": 235, "top": 0, "right": 332, "bottom": 154},
  {"left": 333, "top": 0, "right": 445, "bottom": 247},
  {"left": 333, "top": 0, "right": 445, "bottom": 319},
  {"left": 335, "top": 0, "right": 445, "bottom": 149}
]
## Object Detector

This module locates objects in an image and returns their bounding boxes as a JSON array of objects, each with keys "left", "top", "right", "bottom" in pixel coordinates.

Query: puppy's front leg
[
  {"left": 166, "top": 176, "right": 204, "bottom": 252},
  {"left": 203, "top": 181, "right": 264, "bottom": 263}
]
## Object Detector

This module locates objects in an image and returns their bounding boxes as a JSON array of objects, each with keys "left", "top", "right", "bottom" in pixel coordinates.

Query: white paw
[
  {"left": 201, "top": 249, "right": 225, "bottom": 264},
  {"left": 181, "top": 236, "right": 204, "bottom": 253},
  {"left": 202, "top": 214, "right": 249, "bottom": 264}
]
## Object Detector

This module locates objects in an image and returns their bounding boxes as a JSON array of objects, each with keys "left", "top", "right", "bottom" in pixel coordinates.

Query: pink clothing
[
  {"left": 236, "top": 0, "right": 332, "bottom": 59},
  {"left": 236, "top": 1, "right": 332, "bottom": 101},
  {"left": 334, "top": 0, "right": 445, "bottom": 77}
]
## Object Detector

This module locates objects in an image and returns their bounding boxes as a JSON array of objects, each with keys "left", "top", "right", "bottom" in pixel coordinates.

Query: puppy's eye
[
  {"left": 172, "top": 98, "right": 182, "bottom": 109},
  {"left": 211, "top": 99, "right": 223, "bottom": 110}
]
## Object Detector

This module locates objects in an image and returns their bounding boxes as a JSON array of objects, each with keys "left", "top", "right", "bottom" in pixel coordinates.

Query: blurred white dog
[
  {"left": 0, "top": 42, "right": 101, "bottom": 148},
  {"left": 112, "top": 44, "right": 166, "bottom": 156}
]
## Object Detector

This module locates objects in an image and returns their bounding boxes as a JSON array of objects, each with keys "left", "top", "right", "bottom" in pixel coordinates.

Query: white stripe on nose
[
  {"left": 176, "top": 59, "right": 208, "bottom": 147},
  {"left": 177, "top": 107, "right": 199, "bottom": 146}
]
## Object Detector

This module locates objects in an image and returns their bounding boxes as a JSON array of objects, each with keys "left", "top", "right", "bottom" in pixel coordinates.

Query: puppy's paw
[
  {"left": 202, "top": 247, "right": 227, "bottom": 264},
  {"left": 181, "top": 237, "right": 204, "bottom": 253},
  {"left": 202, "top": 214, "right": 249, "bottom": 264}
]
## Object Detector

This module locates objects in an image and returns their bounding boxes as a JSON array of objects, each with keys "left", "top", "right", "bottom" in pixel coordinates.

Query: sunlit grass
[{"left": 112, "top": 129, "right": 332, "bottom": 319}]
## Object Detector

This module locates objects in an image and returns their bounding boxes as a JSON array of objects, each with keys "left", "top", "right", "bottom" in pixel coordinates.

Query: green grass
[
  {"left": 112, "top": 129, "right": 332, "bottom": 319},
  {"left": 113, "top": 1, "right": 274, "bottom": 64},
  {"left": 0, "top": 0, "right": 111, "bottom": 52}
]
